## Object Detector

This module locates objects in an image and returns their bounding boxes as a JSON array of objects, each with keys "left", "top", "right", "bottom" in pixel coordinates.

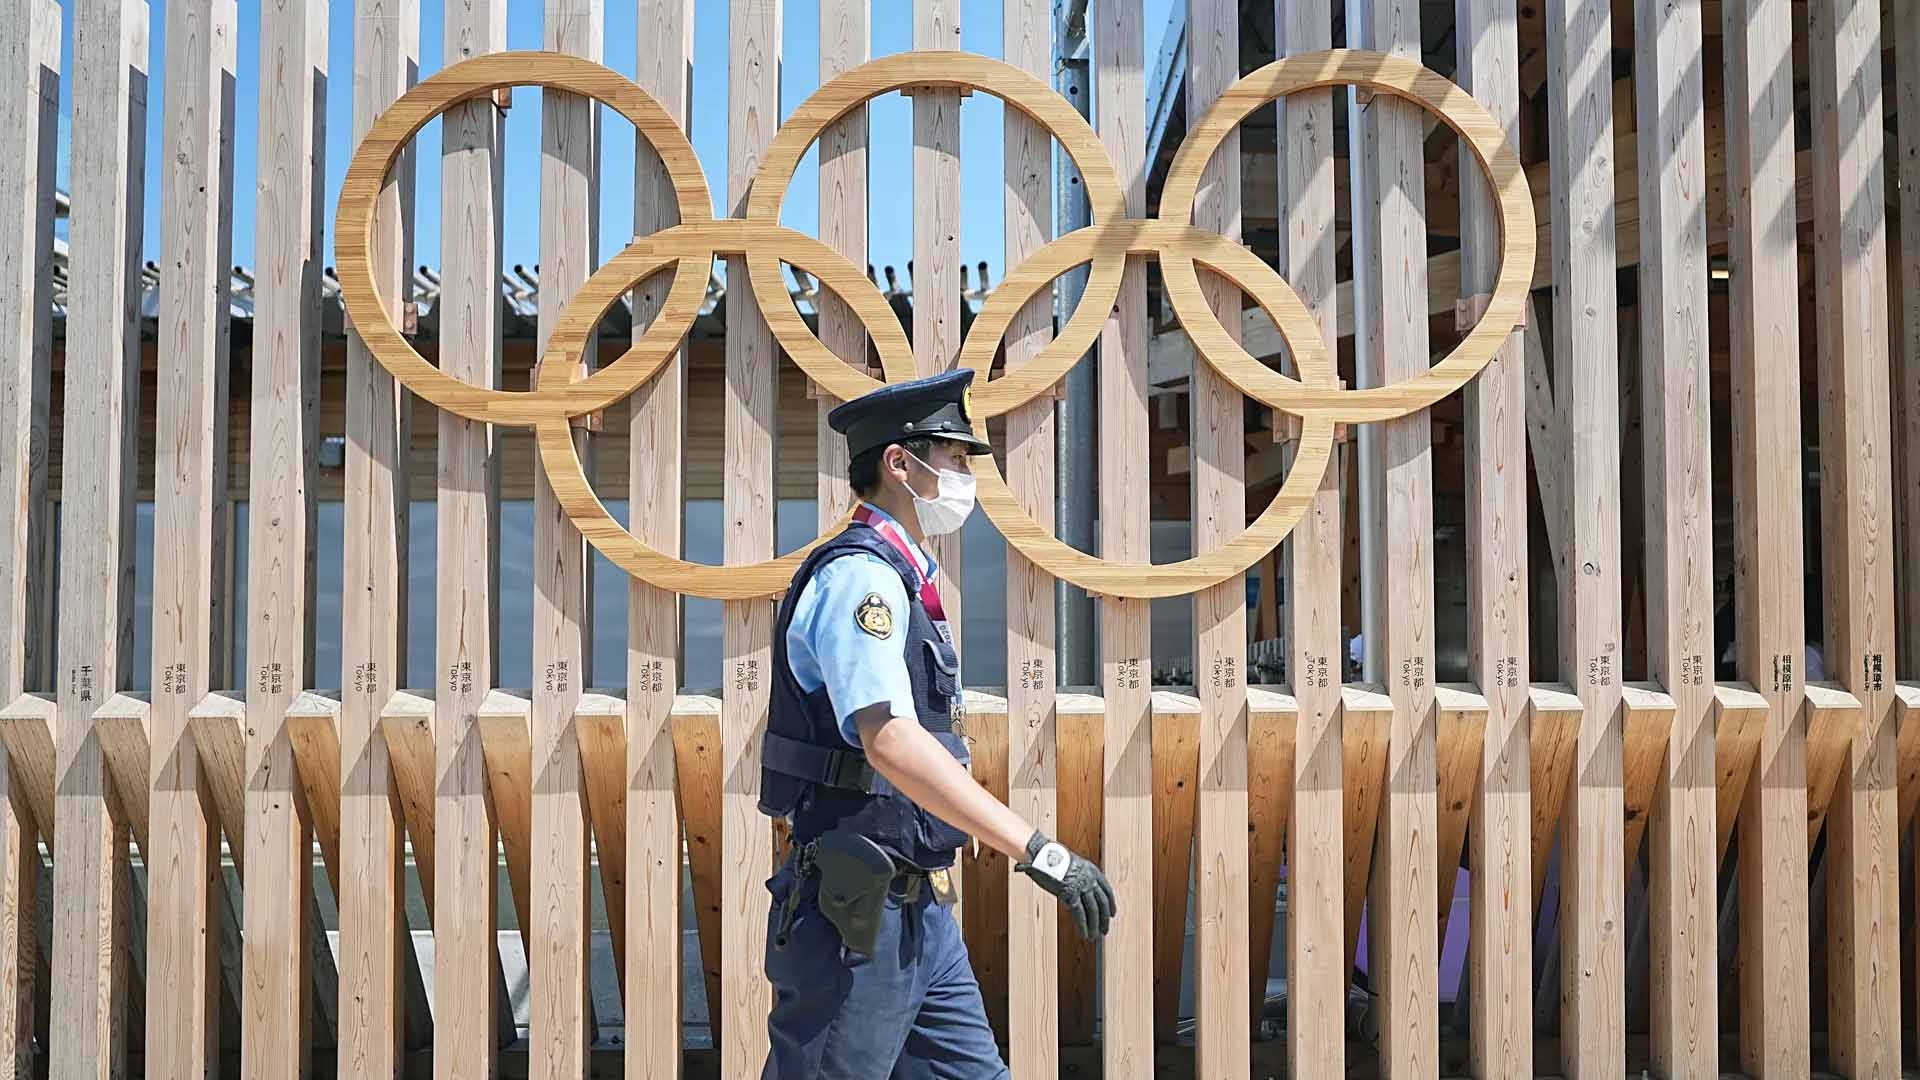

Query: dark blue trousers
[{"left": 761, "top": 857, "right": 1009, "bottom": 1079}]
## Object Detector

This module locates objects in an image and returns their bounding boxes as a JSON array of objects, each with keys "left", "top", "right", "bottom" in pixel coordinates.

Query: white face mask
[{"left": 902, "top": 450, "right": 977, "bottom": 536}]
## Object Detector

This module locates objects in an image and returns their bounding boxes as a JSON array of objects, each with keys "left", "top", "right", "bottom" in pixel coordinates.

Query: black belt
[{"left": 763, "top": 732, "right": 881, "bottom": 793}]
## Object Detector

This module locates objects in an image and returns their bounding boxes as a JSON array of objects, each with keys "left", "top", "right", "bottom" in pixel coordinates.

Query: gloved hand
[{"left": 1015, "top": 829, "right": 1116, "bottom": 940}]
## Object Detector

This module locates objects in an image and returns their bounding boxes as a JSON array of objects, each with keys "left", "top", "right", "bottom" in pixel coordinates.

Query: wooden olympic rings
[{"left": 333, "top": 47, "right": 1533, "bottom": 600}]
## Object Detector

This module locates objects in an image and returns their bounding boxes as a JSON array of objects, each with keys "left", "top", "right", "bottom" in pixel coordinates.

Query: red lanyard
[{"left": 852, "top": 505, "right": 948, "bottom": 624}]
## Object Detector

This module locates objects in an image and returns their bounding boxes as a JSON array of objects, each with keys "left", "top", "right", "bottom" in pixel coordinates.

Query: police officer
[{"left": 759, "top": 368, "right": 1117, "bottom": 1078}]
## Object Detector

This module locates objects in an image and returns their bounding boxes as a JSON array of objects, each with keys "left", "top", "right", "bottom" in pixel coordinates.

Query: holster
[{"left": 812, "top": 828, "right": 897, "bottom": 957}]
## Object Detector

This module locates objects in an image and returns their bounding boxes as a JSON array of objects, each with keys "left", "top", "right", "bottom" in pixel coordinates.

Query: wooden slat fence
[{"left": 4, "top": 0, "right": 1920, "bottom": 1076}]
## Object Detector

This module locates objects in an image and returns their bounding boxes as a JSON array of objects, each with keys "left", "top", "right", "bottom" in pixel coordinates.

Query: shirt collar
[{"left": 859, "top": 501, "right": 938, "bottom": 581}]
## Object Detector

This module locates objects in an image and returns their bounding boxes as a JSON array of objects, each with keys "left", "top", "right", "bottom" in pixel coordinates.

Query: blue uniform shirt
[{"left": 785, "top": 504, "right": 945, "bottom": 747}]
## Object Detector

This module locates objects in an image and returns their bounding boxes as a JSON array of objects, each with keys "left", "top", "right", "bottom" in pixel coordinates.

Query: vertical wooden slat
[
  {"left": 0, "top": 2, "right": 59, "bottom": 1069},
  {"left": 1545, "top": 0, "right": 1626, "bottom": 1070},
  {"left": 1722, "top": 1, "right": 1811, "bottom": 1075},
  {"left": 629, "top": 0, "right": 693, "bottom": 1072},
  {"left": 1001, "top": 0, "right": 1059, "bottom": 1071},
  {"left": 1900, "top": 0, "right": 1920, "bottom": 676},
  {"left": 1631, "top": 0, "right": 1717, "bottom": 1070},
  {"left": 1431, "top": 689, "right": 1486, "bottom": 945},
  {"left": 147, "top": 0, "right": 239, "bottom": 1071},
  {"left": 911, "top": 0, "right": 964, "bottom": 648},
  {"left": 531, "top": 0, "right": 602, "bottom": 1067},
  {"left": 1805, "top": 1, "right": 1900, "bottom": 1071},
  {"left": 1340, "top": 688, "right": 1391, "bottom": 967},
  {"left": 436, "top": 0, "right": 507, "bottom": 1070},
  {"left": 1092, "top": 0, "right": 1156, "bottom": 1070},
  {"left": 1147, "top": 699, "right": 1196, "bottom": 1043},
  {"left": 959, "top": 696, "right": 1010, "bottom": 1039},
  {"left": 340, "top": 0, "right": 421, "bottom": 1070},
  {"left": 0, "top": 3, "right": 59, "bottom": 715},
  {"left": 722, "top": 0, "right": 780, "bottom": 1067},
  {"left": 818, "top": 0, "right": 867, "bottom": 523},
  {"left": 573, "top": 699, "right": 625, "bottom": 985},
  {"left": 1272, "top": 0, "right": 1344, "bottom": 1071},
  {"left": 1454, "top": 0, "right": 1531, "bottom": 1072},
  {"left": 669, "top": 705, "right": 724, "bottom": 1042},
  {"left": 1054, "top": 696, "right": 1102, "bottom": 1043},
  {"left": 0, "top": 743, "right": 39, "bottom": 1079},
  {"left": 1348, "top": 0, "right": 1436, "bottom": 1072},
  {"left": 1185, "top": 0, "right": 1250, "bottom": 1071},
  {"left": 52, "top": 1, "right": 147, "bottom": 1074},
  {"left": 477, "top": 695, "right": 534, "bottom": 963},
  {"left": 244, "top": 1, "right": 326, "bottom": 1072},
  {"left": 1898, "top": 2, "right": 1920, "bottom": 1067},
  {"left": 1244, "top": 689, "right": 1293, "bottom": 1020}
]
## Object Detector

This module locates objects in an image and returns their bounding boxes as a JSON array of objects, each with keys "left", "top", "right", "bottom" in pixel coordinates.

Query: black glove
[{"left": 1015, "top": 830, "right": 1116, "bottom": 940}]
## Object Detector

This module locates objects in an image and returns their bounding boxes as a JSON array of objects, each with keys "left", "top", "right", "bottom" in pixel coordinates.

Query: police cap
[{"left": 827, "top": 368, "right": 992, "bottom": 461}]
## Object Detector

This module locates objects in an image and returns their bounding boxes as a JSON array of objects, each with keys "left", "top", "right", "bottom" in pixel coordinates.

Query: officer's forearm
[{"left": 854, "top": 708, "right": 1034, "bottom": 861}]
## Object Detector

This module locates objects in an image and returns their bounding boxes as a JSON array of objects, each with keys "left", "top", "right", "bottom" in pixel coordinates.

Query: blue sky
[{"left": 58, "top": 0, "right": 1178, "bottom": 284}]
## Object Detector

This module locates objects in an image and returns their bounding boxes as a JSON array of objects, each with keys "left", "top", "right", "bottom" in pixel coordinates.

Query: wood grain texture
[
  {"left": 1272, "top": 5, "right": 1345, "bottom": 1074},
  {"left": 92, "top": 695, "right": 150, "bottom": 855},
  {"left": 958, "top": 695, "right": 1009, "bottom": 1043},
  {"left": 1806, "top": 0, "right": 1900, "bottom": 1071},
  {"left": 1902, "top": 1, "right": 1920, "bottom": 679},
  {"left": 0, "top": 0, "right": 59, "bottom": 710},
  {"left": 0, "top": 704, "right": 41, "bottom": 1079},
  {"left": 1521, "top": 685, "right": 1578, "bottom": 911},
  {"left": 1896, "top": 684, "right": 1920, "bottom": 831},
  {"left": 1721, "top": 2, "right": 1811, "bottom": 1071},
  {"left": 187, "top": 696, "right": 247, "bottom": 878},
  {"left": 1340, "top": 687, "right": 1391, "bottom": 973},
  {"left": 1631, "top": 3, "right": 1718, "bottom": 1068},
  {"left": 433, "top": 0, "right": 508, "bottom": 1070},
  {"left": 670, "top": 703, "right": 724, "bottom": 1048},
  {"left": 1055, "top": 696, "right": 1104, "bottom": 1044},
  {"left": 911, "top": 0, "right": 964, "bottom": 651},
  {"left": 815, "top": 0, "right": 866, "bottom": 524},
  {"left": 1431, "top": 687, "right": 1486, "bottom": 948},
  {"left": 1184, "top": 0, "right": 1253, "bottom": 1072},
  {"left": 1709, "top": 684, "right": 1765, "bottom": 864},
  {"left": 338, "top": 0, "right": 420, "bottom": 1070},
  {"left": 1545, "top": 0, "right": 1626, "bottom": 1069},
  {"left": 0, "top": 697, "right": 54, "bottom": 851},
  {"left": 1452, "top": 0, "right": 1533, "bottom": 1071},
  {"left": 574, "top": 697, "right": 625, "bottom": 997},
  {"left": 627, "top": 1, "right": 693, "bottom": 1071},
  {"left": 242, "top": 2, "right": 326, "bottom": 1072},
  {"left": 53, "top": 2, "right": 148, "bottom": 1074},
  {"left": 1000, "top": 0, "right": 1060, "bottom": 1070},
  {"left": 0, "top": 10, "right": 59, "bottom": 1056},
  {"left": 722, "top": 2, "right": 781, "bottom": 1067},
  {"left": 477, "top": 692, "right": 535, "bottom": 966},
  {"left": 1245, "top": 687, "right": 1295, "bottom": 1027},
  {"left": 530, "top": 0, "right": 603, "bottom": 1066},
  {"left": 1803, "top": 682, "right": 1862, "bottom": 848},
  {"left": 284, "top": 698, "right": 343, "bottom": 889},
  {"left": 378, "top": 695, "right": 436, "bottom": 916},
  {"left": 1094, "top": 0, "right": 1157, "bottom": 1069},
  {"left": 1147, "top": 695, "right": 1197, "bottom": 1045},
  {"left": 1618, "top": 685, "right": 1673, "bottom": 871},
  {"left": 145, "top": 0, "right": 237, "bottom": 1072},
  {"left": 1348, "top": 2, "right": 1437, "bottom": 1073}
]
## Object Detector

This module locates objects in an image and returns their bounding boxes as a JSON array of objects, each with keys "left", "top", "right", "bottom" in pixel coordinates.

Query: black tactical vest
[{"left": 759, "top": 522, "right": 971, "bottom": 869}]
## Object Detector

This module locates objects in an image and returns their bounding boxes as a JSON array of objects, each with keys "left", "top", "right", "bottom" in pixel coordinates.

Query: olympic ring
[
  {"left": 1160, "top": 50, "right": 1535, "bottom": 422},
  {"left": 335, "top": 47, "right": 1533, "bottom": 601}
]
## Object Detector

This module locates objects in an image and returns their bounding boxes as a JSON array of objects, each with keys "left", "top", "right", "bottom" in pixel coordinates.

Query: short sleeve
[{"left": 790, "top": 554, "right": 918, "bottom": 746}]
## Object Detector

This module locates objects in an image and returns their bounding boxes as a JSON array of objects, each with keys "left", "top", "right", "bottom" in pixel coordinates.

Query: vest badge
[{"left": 855, "top": 593, "right": 894, "bottom": 639}]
